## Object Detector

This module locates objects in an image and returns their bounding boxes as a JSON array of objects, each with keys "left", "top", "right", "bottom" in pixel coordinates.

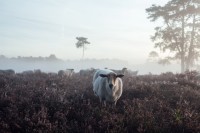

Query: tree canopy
[
  {"left": 75, "top": 37, "right": 90, "bottom": 59},
  {"left": 146, "top": 0, "right": 200, "bottom": 72}
]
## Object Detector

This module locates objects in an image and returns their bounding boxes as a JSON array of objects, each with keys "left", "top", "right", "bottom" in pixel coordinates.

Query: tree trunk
[
  {"left": 181, "top": 15, "right": 185, "bottom": 73},
  {"left": 186, "top": 15, "right": 196, "bottom": 70},
  {"left": 181, "top": 55, "right": 185, "bottom": 72},
  {"left": 82, "top": 44, "right": 85, "bottom": 59}
]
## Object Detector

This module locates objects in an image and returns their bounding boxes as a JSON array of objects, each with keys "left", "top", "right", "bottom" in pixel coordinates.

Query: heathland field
[{"left": 0, "top": 71, "right": 200, "bottom": 132}]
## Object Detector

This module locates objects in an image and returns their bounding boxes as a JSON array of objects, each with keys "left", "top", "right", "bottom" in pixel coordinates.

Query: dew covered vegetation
[{"left": 0, "top": 71, "right": 200, "bottom": 132}]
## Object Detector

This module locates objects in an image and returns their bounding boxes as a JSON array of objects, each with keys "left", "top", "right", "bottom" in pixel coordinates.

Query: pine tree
[{"left": 146, "top": 0, "right": 200, "bottom": 72}]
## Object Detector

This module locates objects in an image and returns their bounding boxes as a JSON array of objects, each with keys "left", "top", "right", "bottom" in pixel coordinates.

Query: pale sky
[{"left": 0, "top": 0, "right": 168, "bottom": 64}]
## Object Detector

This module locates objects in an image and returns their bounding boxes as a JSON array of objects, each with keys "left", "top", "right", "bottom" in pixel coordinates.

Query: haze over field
[
  {"left": 2, "top": 0, "right": 197, "bottom": 74},
  {"left": 1, "top": 0, "right": 168, "bottom": 63},
  {"left": 0, "top": 55, "right": 181, "bottom": 74}
]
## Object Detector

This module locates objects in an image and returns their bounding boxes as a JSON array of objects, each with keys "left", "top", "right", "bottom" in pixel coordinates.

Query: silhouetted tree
[
  {"left": 146, "top": 0, "right": 200, "bottom": 72},
  {"left": 0, "top": 55, "right": 6, "bottom": 59},
  {"left": 158, "top": 58, "right": 171, "bottom": 65},
  {"left": 148, "top": 51, "right": 159, "bottom": 62},
  {"left": 75, "top": 37, "right": 90, "bottom": 59},
  {"left": 149, "top": 51, "right": 159, "bottom": 58},
  {"left": 47, "top": 54, "right": 57, "bottom": 61}
]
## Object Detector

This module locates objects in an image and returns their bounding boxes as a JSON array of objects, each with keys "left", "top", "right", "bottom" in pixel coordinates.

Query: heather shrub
[{"left": 0, "top": 72, "right": 199, "bottom": 132}]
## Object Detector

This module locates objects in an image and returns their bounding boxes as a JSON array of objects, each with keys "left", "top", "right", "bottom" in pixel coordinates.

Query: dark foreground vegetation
[{"left": 0, "top": 71, "right": 200, "bottom": 133}]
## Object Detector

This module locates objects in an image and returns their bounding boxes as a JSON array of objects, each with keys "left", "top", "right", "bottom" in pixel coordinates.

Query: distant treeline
[
  {"left": 0, "top": 54, "right": 61, "bottom": 62},
  {"left": 0, "top": 54, "right": 130, "bottom": 73}
]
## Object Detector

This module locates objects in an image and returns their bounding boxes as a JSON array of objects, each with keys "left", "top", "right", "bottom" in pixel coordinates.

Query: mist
[
  {"left": 0, "top": 0, "right": 169, "bottom": 69},
  {"left": 0, "top": 55, "right": 181, "bottom": 74},
  {"left": 1, "top": 0, "right": 198, "bottom": 74}
]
